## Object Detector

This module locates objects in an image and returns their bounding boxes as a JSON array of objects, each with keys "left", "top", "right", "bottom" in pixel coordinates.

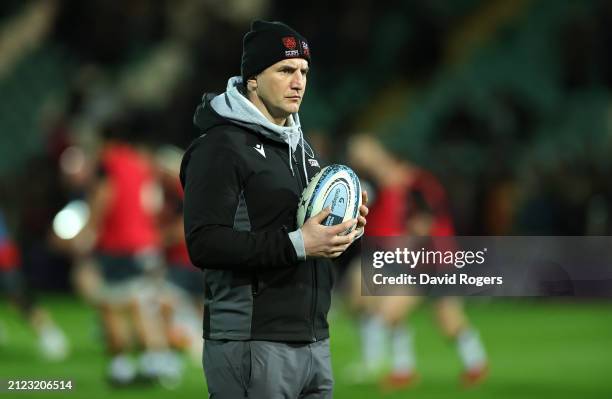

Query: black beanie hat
[{"left": 241, "top": 20, "right": 311, "bottom": 81}]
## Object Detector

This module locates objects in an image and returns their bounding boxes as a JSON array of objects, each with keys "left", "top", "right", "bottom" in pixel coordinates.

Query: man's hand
[
  {"left": 354, "top": 190, "right": 369, "bottom": 237},
  {"left": 301, "top": 208, "right": 359, "bottom": 258}
]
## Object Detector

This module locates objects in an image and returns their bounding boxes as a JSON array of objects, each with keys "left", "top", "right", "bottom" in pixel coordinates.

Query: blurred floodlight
[{"left": 52, "top": 200, "right": 90, "bottom": 240}]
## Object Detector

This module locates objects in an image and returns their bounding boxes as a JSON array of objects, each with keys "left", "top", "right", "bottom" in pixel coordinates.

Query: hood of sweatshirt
[{"left": 193, "top": 76, "right": 313, "bottom": 179}]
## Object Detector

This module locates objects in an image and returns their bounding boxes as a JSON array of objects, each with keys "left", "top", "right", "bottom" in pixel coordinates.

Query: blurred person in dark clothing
[
  {"left": 0, "top": 208, "right": 69, "bottom": 361},
  {"left": 155, "top": 146, "right": 204, "bottom": 364},
  {"left": 345, "top": 134, "right": 488, "bottom": 390}
]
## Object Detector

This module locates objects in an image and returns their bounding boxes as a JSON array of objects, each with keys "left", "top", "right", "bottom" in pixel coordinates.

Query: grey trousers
[{"left": 203, "top": 339, "right": 333, "bottom": 399}]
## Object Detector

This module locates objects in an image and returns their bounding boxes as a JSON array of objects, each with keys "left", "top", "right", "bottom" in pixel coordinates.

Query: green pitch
[{"left": 0, "top": 296, "right": 611, "bottom": 398}]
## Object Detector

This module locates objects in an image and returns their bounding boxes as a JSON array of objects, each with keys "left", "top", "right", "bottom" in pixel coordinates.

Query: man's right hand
[{"left": 301, "top": 208, "right": 359, "bottom": 258}]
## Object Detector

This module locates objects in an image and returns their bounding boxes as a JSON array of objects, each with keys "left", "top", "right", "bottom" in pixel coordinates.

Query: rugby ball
[{"left": 296, "top": 164, "right": 362, "bottom": 234}]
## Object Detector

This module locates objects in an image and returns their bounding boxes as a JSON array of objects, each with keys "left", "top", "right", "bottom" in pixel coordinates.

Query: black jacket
[{"left": 180, "top": 94, "right": 333, "bottom": 342}]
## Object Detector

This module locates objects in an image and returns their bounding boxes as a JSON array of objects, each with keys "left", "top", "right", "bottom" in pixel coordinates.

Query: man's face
[{"left": 252, "top": 58, "right": 309, "bottom": 118}]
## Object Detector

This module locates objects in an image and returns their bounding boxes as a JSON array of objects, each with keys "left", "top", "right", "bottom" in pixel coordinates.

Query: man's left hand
[{"left": 354, "top": 190, "right": 369, "bottom": 239}]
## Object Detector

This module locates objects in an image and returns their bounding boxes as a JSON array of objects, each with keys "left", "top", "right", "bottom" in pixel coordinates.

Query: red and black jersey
[
  {"left": 96, "top": 144, "right": 160, "bottom": 255},
  {"left": 407, "top": 169, "right": 455, "bottom": 237},
  {"left": 159, "top": 174, "right": 193, "bottom": 268},
  {"left": 366, "top": 184, "right": 409, "bottom": 237}
]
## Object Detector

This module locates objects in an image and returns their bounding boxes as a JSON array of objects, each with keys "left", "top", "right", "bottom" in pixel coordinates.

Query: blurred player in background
[
  {"left": 346, "top": 134, "right": 488, "bottom": 390},
  {"left": 69, "top": 116, "right": 181, "bottom": 387},
  {"left": 0, "top": 208, "right": 69, "bottom": 361},
  {"left": 156, "top": 146, "right": 204, "bottom": 364}
]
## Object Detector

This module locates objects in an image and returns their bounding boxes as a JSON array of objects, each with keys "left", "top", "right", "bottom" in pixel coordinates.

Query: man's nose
[{"left": 290, "top": 72, "right": 305, "bottom": 89}]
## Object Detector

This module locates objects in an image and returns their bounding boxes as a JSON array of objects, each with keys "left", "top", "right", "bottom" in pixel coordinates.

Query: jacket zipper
[
  {"left": 292, "top": 152, "right": 317, "bottom": 342},
  {"left": 251, "top": 272, "right": 259, "bottom": 296}
]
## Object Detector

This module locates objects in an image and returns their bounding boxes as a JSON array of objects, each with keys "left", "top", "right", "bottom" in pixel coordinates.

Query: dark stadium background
[{"left": 1, "top": 1, "right": 611, "bottom": 398}]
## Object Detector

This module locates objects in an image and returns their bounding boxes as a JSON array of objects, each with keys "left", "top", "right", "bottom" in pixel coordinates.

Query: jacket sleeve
[{"left": 182, "top": 133, "right": 298, "bottom": 270}]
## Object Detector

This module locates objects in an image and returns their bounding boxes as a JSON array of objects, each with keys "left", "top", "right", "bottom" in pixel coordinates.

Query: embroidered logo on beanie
[
  {"left": 282, "top": 37, "right": 297, "bottom": 50},
  {"left": 302, "top": 41, "right": 310, "bottom": 57}
]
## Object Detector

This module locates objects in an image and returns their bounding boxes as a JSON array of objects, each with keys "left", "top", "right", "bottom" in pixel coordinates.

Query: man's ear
[{"left": 246, "top": 77, "right": 257, "bottom": 92}]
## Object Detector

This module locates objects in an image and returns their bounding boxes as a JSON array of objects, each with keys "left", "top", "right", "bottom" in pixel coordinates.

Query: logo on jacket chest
[
  {"left": 308, "top": 159, "right": 320, "bottom": 168},
  {"left": 253, "top": 144, "right": 266, "bottom": 158}
]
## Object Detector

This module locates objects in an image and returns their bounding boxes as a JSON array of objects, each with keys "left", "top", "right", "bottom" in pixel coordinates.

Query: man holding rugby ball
[{"left": 180, "top": 20, "right": 368, "bottom": 398}]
